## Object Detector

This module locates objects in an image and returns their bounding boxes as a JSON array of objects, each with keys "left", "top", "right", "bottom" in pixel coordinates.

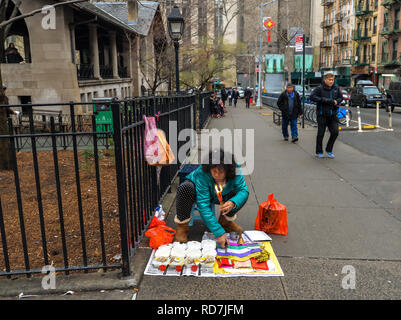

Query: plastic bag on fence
[
  {"left": 255, "top": 193, "right": 288, "bottom": 236},
  {"left": 145, "top": 225, "right": 176, "bottom": 250},
  {"left": 143, "top": 115, "right": 175, "bottom": 166}
]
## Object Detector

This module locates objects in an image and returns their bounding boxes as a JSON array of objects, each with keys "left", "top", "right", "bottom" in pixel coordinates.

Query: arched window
[{"left": 1, "top": 0, "right": 31, "bottom": 64}]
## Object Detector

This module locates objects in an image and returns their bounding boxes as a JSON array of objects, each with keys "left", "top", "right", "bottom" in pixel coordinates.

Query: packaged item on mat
[
  {"left": 255, "top": 193, "right": 288, "bottom": 236},
  {"left": 217, "top": 258, "right": 234, "bottom": 268},
  {"left": 233, "top": 260, "right": 252, "bottom": 269},
  {"left": 201, "top": 239, "right": 216, "bottom": 251},
  {"left": 250, "top": 258, "right": 269, "bottom": 270},
  {"left": 186, "top": 241, "right": 202, "bottom": 251}
]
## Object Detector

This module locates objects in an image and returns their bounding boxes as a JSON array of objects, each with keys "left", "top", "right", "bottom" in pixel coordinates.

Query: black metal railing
[
  {"left": 77, "top": 64, "right": 94, "bottom": 80},
  {"left": 0, "top": 93, "right": 212, "bottom": 278},
  {"left": 100, "top": 65, "right": 113, "bottom": 79},
  {"left": 118, "top": 66, "right": 128, "bottom": 78}
]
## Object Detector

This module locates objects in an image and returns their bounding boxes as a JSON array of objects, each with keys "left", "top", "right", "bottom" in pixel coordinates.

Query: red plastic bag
[
  {"left": 255, "top": 193, "right": 288, "bottom": 236},
  {"left": 148, "top": 216, "right": 166, "bottom": 229},
  {"left": 145, "top": 225, "right": 176, "bottom": 250}
]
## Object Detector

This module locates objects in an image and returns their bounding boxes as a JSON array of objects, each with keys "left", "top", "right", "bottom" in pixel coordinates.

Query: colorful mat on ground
[{"left": 144, "top": 232, "right": 284, "bottom": 277}]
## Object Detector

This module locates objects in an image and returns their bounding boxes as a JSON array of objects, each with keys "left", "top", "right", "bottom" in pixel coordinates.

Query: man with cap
[
  {"left": 310, "top": 72, "right": 343, "bottom": 158},
  {"left": 277, "top": 83, "right": 303, "bottom": 142}
]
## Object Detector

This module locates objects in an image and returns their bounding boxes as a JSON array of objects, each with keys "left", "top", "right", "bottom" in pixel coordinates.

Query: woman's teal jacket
[{"left": 185, "top": 165, "right": 249, "bottom": 238}]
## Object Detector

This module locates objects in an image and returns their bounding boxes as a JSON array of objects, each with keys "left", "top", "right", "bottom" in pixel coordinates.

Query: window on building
[
  {"left": 104, "top": 90, "right": 108, "bottom": 97},
  {"left": 392, "top": 39, "right": 398, "bottom": 61},
  {"left": 80, "top": 94, "right": 86, "bottom": 102},
  {"left": 373, "top": 17, "right": 377, "bottom": 34},
  {"left": 395, "top": 8, "right": 400, "bottom": 30},
  {"left": 372, "top": 44, "right": 376, "bottom": 62}
]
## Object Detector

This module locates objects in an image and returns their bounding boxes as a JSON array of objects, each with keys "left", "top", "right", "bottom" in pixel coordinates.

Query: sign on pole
[{"left": 295, "top": 35, "right": 303, "bottom": 52}]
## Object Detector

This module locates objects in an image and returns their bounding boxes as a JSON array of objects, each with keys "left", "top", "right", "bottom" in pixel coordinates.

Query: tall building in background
[
  {"left": 236, "top": 0, "right": 316, "bottom": 91},
  {"left": 351, "top": 0, "right": 380, "bottom": 85},
  {"left": 320, "top": 0, "right": 355, "bottom": 87},
  {"left": 377, "top": 0, "right": 401, "bottom": 88}
]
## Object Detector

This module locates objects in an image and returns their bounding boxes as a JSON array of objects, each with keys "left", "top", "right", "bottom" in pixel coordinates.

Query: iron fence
[
  {"left": 262, "top": 95, "right": 318, "bottom": 124},
  {"left": 0, "top": 93, "right": 211, "bottom": 278}
]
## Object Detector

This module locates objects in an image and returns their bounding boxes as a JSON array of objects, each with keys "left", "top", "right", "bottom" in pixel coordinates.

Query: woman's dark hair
[{"left": 202, "top": 149, "right": 237, "bottom": 181}]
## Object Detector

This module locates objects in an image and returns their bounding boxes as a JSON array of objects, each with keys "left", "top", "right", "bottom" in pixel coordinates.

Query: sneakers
[
  {"left": 325, "top": 151, "right": 335, "bottom": 159},
  {"left": 292, "top": 137, "right": 299, "bottom": 143},
  {"left": 284, "top": 137, "right": 289, "bottom": 141},
  {"left": 315, "top": 152, "right": 335, "bottom": 159}
]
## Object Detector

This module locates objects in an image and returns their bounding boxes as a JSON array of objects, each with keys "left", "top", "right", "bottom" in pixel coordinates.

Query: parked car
[
  {"left": 384, "top": 81, "right": 401, "bottom": 112},
  {"left": 350, "top": 85, "right": 387, "bottom": 108},
  {"left": 355, "top": 80, "right": 374, "bottom": 87},
  {"left": 236, "top": 87, "right": 245, "bottom": 98}
]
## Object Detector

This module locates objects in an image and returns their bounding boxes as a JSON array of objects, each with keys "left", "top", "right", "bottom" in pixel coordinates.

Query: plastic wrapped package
[
  {"left": 154, "top": 244, "right": 171, "bottom": 262},
  {"left": 172, "top": 242, "right": 187, "bottom": 250},
  {"left": 201, "top": 248, "right": 217, "bottom": 264},
  {"left": 184, "top": 249, "right": 201, "bottom": 265},
  {"left": 201, "top": 239, "right": 216, "bottom": 251},
  {"left": 186, "top": 241, "right": 202, "bottom": 251}
]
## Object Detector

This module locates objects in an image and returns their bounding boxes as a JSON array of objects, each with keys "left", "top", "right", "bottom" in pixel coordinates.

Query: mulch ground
[{"left": 0, "top": 149, "right": 122, "bottom": 277}]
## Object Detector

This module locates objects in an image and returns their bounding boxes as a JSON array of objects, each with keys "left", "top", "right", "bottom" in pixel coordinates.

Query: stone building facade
[{"left": 1, "top": 0, "right": 166, "bottom": 113}]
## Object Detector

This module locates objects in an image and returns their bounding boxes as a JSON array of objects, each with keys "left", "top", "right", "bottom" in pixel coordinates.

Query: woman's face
[{"left": 210, "top": 166, "right": 226, "bottom": 182}]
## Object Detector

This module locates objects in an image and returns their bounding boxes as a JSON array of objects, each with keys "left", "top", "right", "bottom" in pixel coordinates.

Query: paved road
[{"left": 338, "top": 106, "right": 401, "bottom": 164}]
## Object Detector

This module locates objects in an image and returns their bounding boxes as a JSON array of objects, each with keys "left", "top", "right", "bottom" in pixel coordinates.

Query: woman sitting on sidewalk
[{"left": 174, "top": 149, "right": 249, "bottom": 249}]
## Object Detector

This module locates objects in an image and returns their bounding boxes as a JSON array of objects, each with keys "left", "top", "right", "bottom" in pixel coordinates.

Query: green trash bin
[{"left": 93, "top": 98, "right": 114, "bottom": 136}]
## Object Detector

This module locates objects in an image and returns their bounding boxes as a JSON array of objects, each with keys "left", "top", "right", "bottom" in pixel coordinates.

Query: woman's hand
[
  {"left": 220, "top": 201, "right": 235, "bottom": 216},
  {"left": 216, "top": 233, "right": 229, "bottom": 249}
]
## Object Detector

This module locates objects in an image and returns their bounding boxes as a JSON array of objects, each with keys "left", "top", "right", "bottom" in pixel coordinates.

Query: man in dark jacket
[
  {"left": 310, "top": 72, "right": 343, "bottom": 158},
  {"left": 221, "top": 87, "right": 228, "bottom": 107},
  {"left": 244, "top": 87, "right": 252, "bottom": 108},
  {"left": 277, "top": 83, "right": 303, "bottom": 142},
  {"left": 232, "top": 88, "right": 239, "bottom": 107}
]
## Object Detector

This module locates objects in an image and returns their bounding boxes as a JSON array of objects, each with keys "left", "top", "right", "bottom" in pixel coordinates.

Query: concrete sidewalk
[
  {"left": 1, "top": 100, "right": 400, "bottom": 300},
  {"left": 136, "top": 100, "right": 401, "bottom": 300}
]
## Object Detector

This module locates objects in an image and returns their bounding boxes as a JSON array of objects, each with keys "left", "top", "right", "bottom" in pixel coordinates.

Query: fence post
[
  {"left": 357, "top": 105, "right": 363, "bottom": 132},
  {"left": 388, "top": 105, "right": 393, "bottom": 130},
  {"left": 111, "top": 98, "right": 131, "bottom": 277},
  {"left": 376, "top": 101, "right": 380, "bottom": 128}
]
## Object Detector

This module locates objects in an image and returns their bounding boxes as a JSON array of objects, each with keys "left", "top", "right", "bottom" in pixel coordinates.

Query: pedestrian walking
[
  {"left": 174, "top": 149, "right": 249, "bottom": 248},
  {"left": 228, "top": 88, "right": 233, "bottom": 106},
  {"left": 221, "top": 87, "right": 228, "bottom": 107},
  {"left": 244, "top": 87, "right": 252, "bottom": 108},
  {"left": 277, "top": 83, "right": 303, "bottom": 143},
  {"left": 310, "top": 72, "right": 343, "bottom": 158},
  {"left": 232, "top": 88, "right": 239, "bottom": 108}
]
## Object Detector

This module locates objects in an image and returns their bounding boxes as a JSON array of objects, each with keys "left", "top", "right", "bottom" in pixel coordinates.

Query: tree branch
[
  {"left": 0, "top": 0, "right": 88, "bottom": 30},
  {"left": 4, "top": 0, "right": 21, "bottom": 37}
]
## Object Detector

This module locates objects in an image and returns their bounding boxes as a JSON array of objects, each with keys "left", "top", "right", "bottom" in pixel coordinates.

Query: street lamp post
[
  {"left": 257, "top": 0, "right": 278, "bottom": 108},
  {"left": 168, "top": 5, "right": 185, "bottom": 94}
]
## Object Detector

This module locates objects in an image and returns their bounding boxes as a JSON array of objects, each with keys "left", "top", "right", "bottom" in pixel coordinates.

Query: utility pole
[{"left": 256, "top": 0, "right": 278, "bottom": 108}]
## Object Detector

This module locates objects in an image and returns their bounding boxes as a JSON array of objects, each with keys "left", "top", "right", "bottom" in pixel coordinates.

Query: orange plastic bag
[
  {"left": 148, "top": 216, "right": 166, "bottom": 229},
  {"left": 145, "top": 225, "right": 176, "bottom": 249},
  {"left": 255, "top": 193, "right": 288, "bottom": 236}
]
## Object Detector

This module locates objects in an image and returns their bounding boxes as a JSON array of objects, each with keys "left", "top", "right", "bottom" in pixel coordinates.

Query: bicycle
[{"left": 337, "top": 107, "right": 352, "bottom": 125}]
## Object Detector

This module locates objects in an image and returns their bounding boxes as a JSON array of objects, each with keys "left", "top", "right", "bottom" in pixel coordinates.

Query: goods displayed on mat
[{"left": 144, "top": 231, "right": 284, "bottom": 277}]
